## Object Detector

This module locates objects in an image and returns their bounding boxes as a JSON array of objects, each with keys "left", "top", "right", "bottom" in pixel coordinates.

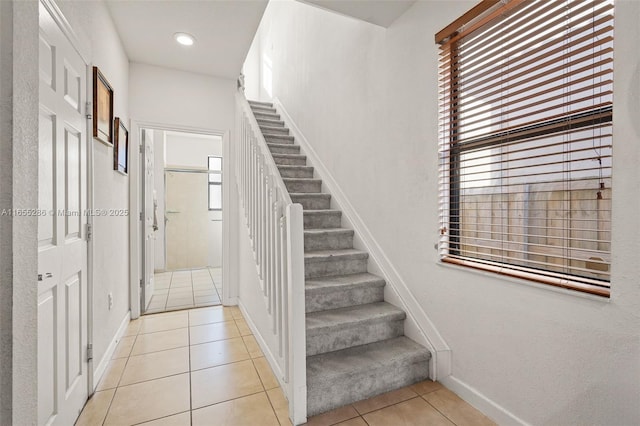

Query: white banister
[{"left": 235, "top": 91, "right": 307, "bottom": 424}]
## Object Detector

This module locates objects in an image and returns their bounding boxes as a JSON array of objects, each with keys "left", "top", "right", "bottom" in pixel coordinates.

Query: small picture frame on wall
[
  {"left": 113, "top": 117, "right": 129, "bottom": 175},
  {"left": 92, "top": 66, "right": 114, "bottom": 145}
]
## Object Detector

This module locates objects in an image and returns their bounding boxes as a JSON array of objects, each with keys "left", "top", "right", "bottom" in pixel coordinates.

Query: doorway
[{"left": 139, "top": 129, "right": 224, "bottom": 314}]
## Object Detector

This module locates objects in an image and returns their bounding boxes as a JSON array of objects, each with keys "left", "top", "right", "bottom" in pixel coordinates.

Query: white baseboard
[
  {"left": 273, "top": 98, "right": 451, "bottom": 380},
  {"left": 440, "top": 375, "right": 529, "bottom": 426},
  {"left": 237, "top": 300, "right": 287, "bottom": 392},
  {"left": 92, "top": 311, "right": 131, "bottom": 390}
]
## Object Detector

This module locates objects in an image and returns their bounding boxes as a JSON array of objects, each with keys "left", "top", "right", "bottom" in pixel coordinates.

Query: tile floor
[
  {"left": 146, "top": 268, "right": 222, "bottom": 314},
  {"left": 77, "top": 306, "right": 496, "bottom": 426}
]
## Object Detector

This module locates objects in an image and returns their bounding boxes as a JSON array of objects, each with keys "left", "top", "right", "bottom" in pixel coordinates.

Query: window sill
[{"left": 437, "top": 257, "right": 611, "bottom": 301}]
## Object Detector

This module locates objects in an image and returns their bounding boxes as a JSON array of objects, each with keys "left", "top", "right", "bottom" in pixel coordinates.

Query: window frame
[
  {"left": 436, "top": 0, "right": 613, "bottom": 297},
  {"left": 208, "top": 155, "right": 222, "bottom": 211}
]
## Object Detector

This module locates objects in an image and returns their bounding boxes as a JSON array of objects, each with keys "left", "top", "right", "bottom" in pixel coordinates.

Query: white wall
[
  {"left": 129, "top": 62, "right": 236, "bottom": 132},
  {"left": 56, "top": 0, "right": 131, "bottom": 378},
  {"left": 242, "top": 1, "right": 640, "bottom": 424},
  {"left": 1, "top": 1, "right": 39, "bottom": 424}
]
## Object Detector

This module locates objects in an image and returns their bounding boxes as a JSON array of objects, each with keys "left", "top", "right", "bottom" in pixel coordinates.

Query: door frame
[
  {"left": 39, "top": 0, "right": 96, "bottom": 401},
  {"left": 128, "top": 120, "right": 232, "bottom": 319}
]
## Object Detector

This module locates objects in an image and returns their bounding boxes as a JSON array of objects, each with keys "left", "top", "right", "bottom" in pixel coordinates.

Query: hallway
[
  {"left": 76, "top": 306, "right": 494, "bottom": 426},
  {"left": 146, "top": 268, "right": 223, "bottom": 314}
]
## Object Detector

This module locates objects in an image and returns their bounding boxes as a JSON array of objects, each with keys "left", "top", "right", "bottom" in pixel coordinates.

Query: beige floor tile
[
  {"left": 242, "top": 335, "right": 264, "bottom": 358},
  {"left": 234, "top": 318, "right": 252, "bottom": 336},
  {"left": 104, "top": 374, "right": 190, "bottom": 426},
  {"left": 166, "top": 297, "right": 194, "bottom": 308},
  {"left": 170, "top": 281, "right": 192, "bottom": 288},
  {"left": 334, "top": 418, "right": 368, "bottom": 426},
  {"left": 192, "top": 392, "right": 279, "bottom": 426},
  {"left": 267, "top": 386, "right": 292, "bottom": 426},
  {"left": 194, "top": 295, "right": 219, "bottom": 303},
  {"left": 193, "top": 289, "right": 216, "bottom": 296},
  {"left": 119, "top": 346, "right": 190, "bottom": 386},
  {"left": 190, "top": 320, "right": 240, "bottom": 345},
  {"left": 131, "top": 328, "right": 189, "bottom": 356},
  {"left": 122, "top": 319, "right": 142, "bottom": 337},
  {"left": 112, "top": 335, "right": 136, "bottom": 359},
  {"left": 140, "top": 311, "right": 189, "bottom": 334},
  {"left": 352, "top": 386, "right": 418, "bottom": 415},
  {"left": 410, "top": 379, "right": 443, "bottom": 395},
  {"left": 96, "top": 358, "right": 127, "bottom": 391},
  {"left": 190, "top": 336, "right": 251, "bottom": 371},
  {"left": 423, "top": 389, "right": 496, "bottom": 426},
  {"left": 226, "top": 306, "right": 244, "bottom": 319},
  {"left": 363, "top": 397, "right": 454, "bottom": 426},
  {"left": 168, "top": 287, "right": 193, "bottom": 295},
  {"left": 253, "top": 357, "right": 279, "bottom": 390},
  {"left": 75, "top": 388, "right": 115, "bottom": 426},
  {"left": 137, "top": 411, "right": 191, "bottom": 425},
  {"left": 305, "top": 405, "right": 359, "bottom": 426},
  {"left": 191, "top": 359, "right": 264, "bottom": 409}
]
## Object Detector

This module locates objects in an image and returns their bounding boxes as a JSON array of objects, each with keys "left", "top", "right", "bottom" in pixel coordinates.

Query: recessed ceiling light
[{"left": 174, "top": 32, "right": 195, "bottom": 46}]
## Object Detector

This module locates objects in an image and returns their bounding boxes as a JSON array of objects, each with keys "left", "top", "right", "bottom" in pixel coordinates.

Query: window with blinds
[{"left": 436, "top": 0, "right": 614, "bottom": 296}]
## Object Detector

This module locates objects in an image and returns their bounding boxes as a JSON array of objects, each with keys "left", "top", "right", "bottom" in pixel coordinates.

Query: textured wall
[
  {"left": 2, "top": 1, "right": 40, "bottom": 424},
  {"left": 0, "top": 2, "right": 13, "bottom": 424},
  {"left": 243, "top": 1, "right": 640, "bottom": 424}
]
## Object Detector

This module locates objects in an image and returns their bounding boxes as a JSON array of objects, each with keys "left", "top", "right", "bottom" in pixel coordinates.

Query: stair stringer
[{"left": 273, "top": 97, "right": 452, "bottom": 381}]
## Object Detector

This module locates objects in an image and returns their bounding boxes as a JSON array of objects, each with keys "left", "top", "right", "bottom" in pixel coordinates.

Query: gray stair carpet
[{"left": 248, "top": 100, "right": 431, "bottom": 417}]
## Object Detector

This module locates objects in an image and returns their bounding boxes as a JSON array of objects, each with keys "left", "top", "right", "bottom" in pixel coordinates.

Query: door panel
[
  {"left": 37, "top": 3, "right": 89, "bottom": 425},
  {"left": 142, "top": 130, "right": 155, "bottom": 311},
  {"left": 166, "top": 171, "right": 209, "bottom": 270}
]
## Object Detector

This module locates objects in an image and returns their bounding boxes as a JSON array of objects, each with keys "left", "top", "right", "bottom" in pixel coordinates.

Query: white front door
[
  {"left": 142, "top": 129, "right": 155, "bottom": 311},
  {"left": 37, "top": 3, "right": 89, "bottom": 425}
]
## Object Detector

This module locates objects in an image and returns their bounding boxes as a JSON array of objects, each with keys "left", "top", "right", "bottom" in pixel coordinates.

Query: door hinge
[
  {"left": 140, "top": 212, "right": 143, "bottom": 221},
  {"left": 140, "top": 144, "right": 144, "bottom": 154},
  {"left": 86, "top": 223, "right": 93, "bottom": 241},
  {"left": 140, "top": 278, "right": 143, "bottom": 288},
  {"left": 85, "top": 102, "right": 92, "bottom": 120},
  {"left": 86, "top": 343, "right": 93, "bottom": 362}
]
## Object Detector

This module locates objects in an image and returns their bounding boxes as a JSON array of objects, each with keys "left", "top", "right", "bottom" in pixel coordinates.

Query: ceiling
[
  {"left": 297, "top": 0, "right": 416, "bottom": 27},
  {"left": 105, "top": 0, "right": 268, "bottom": 79},
  {"left": 105, "top": 0, "right": 415, "bottom": 79}
]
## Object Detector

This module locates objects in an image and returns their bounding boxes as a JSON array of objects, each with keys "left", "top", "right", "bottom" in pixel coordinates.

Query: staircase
[{"left": 248, "top": 100, "right": 431, "bottom": 417}]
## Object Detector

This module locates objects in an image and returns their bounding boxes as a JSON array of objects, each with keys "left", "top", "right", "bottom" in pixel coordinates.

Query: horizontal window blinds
[{"left": 437, "top": 0, "right": 614, "bottom": 295}]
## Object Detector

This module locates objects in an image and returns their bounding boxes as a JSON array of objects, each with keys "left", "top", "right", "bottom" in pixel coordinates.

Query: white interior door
[
  {"left": 165, "top": 171, "right": 209, "bottom": 270},
  {"left": 142, "top": 129, "right": 155, "bottom": 310},
  {"left": 37, "top": 3, "right": 89, "bottom": 425}
]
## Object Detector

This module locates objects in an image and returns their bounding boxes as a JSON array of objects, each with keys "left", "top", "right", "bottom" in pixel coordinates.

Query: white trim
[
  {"left": 273, "top": 98, "right": 452, "bottom": 379},
  {"left": 128, "top": 120, "right": 233, "bottom": 315},
  {"left": 439, "top": 375, "right": 530, "bottom": 426},
  {"left": 238, "top": 300, "right": 287, "bottom": 389},
  {"left": 92, "top": 311, "right": 131, "bottom": 391},
  {"left": 40, "top": 0, "right": 91, "bottom": 63}
]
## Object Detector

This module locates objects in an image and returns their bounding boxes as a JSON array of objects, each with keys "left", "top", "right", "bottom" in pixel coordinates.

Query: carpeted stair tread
[
  {"left": 306, "top": 272, "right": 385, "bottom": 290},
  {"left": 304, "top": 248, "right": 368, "bottom": 262},
  {"left": 306, "top": 302, "right": 405, "bottom": 332},
  {"left": 278, "top": 165, "right": 314, "bottom": 178},
  {"left": 305, "top": 273, "right": 386, "bottom": 313},
  {"left": 306, "top": 337, "right": 431, "bottom": 416}
]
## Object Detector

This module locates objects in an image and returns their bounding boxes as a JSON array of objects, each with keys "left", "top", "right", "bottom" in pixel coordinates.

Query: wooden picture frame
[
  {"left": 92, "top": 66, "right": 114, "bottom": 145},
  {"left": 113, "top": 117, "right": 129, "bottom": 175}
]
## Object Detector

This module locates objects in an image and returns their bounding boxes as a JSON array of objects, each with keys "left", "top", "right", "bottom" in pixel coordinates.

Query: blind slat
[{"left": 437, "top": 0, "right": 614, "bottom": 293}]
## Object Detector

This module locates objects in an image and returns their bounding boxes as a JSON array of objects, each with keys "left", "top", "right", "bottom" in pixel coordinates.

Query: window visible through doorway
[
  {"left": 436, "top": 0, "right": 614, "bottom": 297},
  {"left": 208, "top": 156, "right": 222, "bottom": 211}
]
